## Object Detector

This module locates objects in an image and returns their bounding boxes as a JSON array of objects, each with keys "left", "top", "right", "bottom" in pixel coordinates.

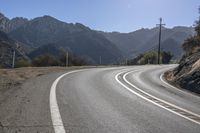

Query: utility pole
[
  {"left": 126, "top": 59, "right": 128, "bottom": 66},
  {"left": 156, "top": 18, "right": 165, "bottom": 64},
  {"left": 99, "top": 56, "right": 102, "bottom": 65},
  {"left": 12, "top": 50, "right": 15, "bottom": 68},
  {"left": 66, "top": 52, "right": 69, "bottom": 67}
]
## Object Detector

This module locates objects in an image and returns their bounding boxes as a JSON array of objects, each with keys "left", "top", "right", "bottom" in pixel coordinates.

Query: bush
[
  {"left": 183, "top": 36, "right": 200, "bottom": 53},
  {"left": 182, "top": 7, "right": 200, "bottom": 55},
  {"left": 59, "top": 53, "right": 88, "bottom": 66},
  {"left": 127, "top": 51, "right": 173, "bottom": 65},
  {"left": 15, "top": 59, "right": 31, "bottom": 68},
  {"left": 161, "top": 51, "right": 173, "bottom": 64},
  {"left": 32, "top": 54, "right": 61, "bottom": 67}
]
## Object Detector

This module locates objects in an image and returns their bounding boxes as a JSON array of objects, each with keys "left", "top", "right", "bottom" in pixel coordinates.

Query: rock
[{"left": 167, "top": 51, "right": 200, "bottom": 94}]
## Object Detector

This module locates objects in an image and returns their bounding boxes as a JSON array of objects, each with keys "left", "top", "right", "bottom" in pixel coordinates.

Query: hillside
[
  {"left": 28, "top": 43, "right": 66, "bottom": 59},
  {"left": 0, "top": 30, "right": 30, "bottom": 68},
  {"left": 101, "top": 26, "right": 194, "bottom": 59}
]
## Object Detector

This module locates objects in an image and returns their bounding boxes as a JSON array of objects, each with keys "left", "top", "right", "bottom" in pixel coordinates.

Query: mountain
[
  {"left": 7, "top": 15, "right": 123, "bottom": 64},
  {"left": 101, "top": 26, "right": 195, "bottom": 59},
  {"left": 100, "top": 28, "right": 155, "bottom": 56}
]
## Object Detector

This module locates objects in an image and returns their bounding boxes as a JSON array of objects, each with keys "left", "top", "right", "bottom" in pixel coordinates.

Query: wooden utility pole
[
  {"left": 156, "top": 18, "right": 165, "bottom": 64},
  {"left": 66, "top": 52, "right": 69, "bottom": 67},
  {"left": 12, "top": 50, "right": 15, "bottom": 68},
  {"left": 99, "top": 56, "right": 102, "bottom": 65},
  {"left": 126, "top": 59, "right": 128, "bottom": 65}
]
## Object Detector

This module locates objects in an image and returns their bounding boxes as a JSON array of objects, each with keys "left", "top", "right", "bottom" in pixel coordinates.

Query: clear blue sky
[{"left": 0, "top": 0, "right": 199, "bottom": 32}]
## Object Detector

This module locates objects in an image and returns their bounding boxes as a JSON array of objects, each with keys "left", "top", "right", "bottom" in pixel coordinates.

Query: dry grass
[
  {"left": 0, "top": 67, "right": 68, "bottom": 82},
  {"left": 0, "top": 66, "right": 96, "bottom": 92},
  {"left": 0, "top": 67, "right": 69, "bottom": 91}
]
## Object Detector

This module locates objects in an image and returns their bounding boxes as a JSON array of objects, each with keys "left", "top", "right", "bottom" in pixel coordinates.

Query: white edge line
[
  {"left": 50, "top": 69, "right": 86, "bottom": 133},
  {"left": 159, "top": 73, "right": 200, "bottom": 117},
  {"left": 115, "top": 70, "right": 200, "bottom": 125},
  {"left": 160, "top": 73, "right": 179, "bottom": 90},
  {"left": 126, "top": 71, "right": 200, "bottom": 118}
]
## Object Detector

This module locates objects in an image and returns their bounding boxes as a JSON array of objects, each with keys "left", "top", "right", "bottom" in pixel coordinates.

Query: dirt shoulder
[{"left": 0, "top": 67, "right": 67, "bottom": 92}]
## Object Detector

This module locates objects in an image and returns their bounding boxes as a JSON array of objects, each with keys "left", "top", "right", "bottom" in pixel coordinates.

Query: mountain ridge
[
  {"left": 101, "top": 26, "right": 194, "bottom": 59},
  {"left": 0, "top": 12, "right": 195, "bottom": 66}
]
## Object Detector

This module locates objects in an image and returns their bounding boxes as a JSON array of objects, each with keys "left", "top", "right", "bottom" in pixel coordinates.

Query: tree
[
  {"left": 161, "top": 51, "right": 173, "bottom": 64},
  {"left": 127, "top": 54, "right": 143, "bottom": 65},
  {"left": 142, "top": 51, "right": 157, "bottom": 64},
  {"left": 194, "top": 7, "right": 200, "bottom": 36},
  {"left": 127, "top": 51, "right": 173, "bottom": 65},
  {"left": 32, "top": 54, "right": 61, "bottom": 67},
  {"left": 59, "top": 53, "right": 88, "bottom": 66},
  {"left": 15, "top": 59, "right": 31, "bottom": 68},
  {"left": 182, "top": 7, "right": 200, "bottom": 55}
]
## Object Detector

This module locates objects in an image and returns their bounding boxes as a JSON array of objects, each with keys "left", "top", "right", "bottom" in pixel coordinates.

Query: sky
[{"left": 0, "top": 0, "right": 199, "bottom": 33}]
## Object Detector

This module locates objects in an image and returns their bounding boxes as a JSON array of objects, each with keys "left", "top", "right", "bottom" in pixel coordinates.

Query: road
[{"left": 0, "top": 65, "right": 200, "bottom": 133}]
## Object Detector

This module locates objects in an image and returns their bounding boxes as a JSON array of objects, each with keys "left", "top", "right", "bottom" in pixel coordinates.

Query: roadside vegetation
[
  {"left": 126, "top": 51, "right": 173, "bottom": 65},
  {"left": 1, "top": 52, "right": 90, "bottom": 68}
]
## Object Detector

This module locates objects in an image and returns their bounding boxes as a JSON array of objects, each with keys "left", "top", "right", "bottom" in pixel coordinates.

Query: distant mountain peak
[
  {"left": 42, "top": 15, "right": 56, "bottom": 19},
  {"left": 30, "top": 15, "right": 60, "bottom": 23},
  {"left": 75, "top": 23, "right": 91, "bottom": 30},
  {"left": 11, "top": 17, "right": 28, "bottom": 21}
]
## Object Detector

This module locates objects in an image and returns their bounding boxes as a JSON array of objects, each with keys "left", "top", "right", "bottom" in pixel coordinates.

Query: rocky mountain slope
[
  {"left": 101, "top": 26, "right": 194, "bottom": 59},
  {"left": 166, "top": 51, "right": 200, "bottom": 94},
  {"left": 0, "top": 30, "right": 30, "bottom": 68},
  {"left": 0, "top": 13, "right": 28, "bottom": 33}
]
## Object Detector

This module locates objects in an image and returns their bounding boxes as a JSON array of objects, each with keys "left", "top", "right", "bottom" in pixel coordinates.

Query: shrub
[
  {"left": 32, "top": 54, "right": 61, "bottom": 67},
  {"left": 161, "top": 51, "right": 173, "bottom": 64},
  {"left": 15, "top": 59, "right": 31, "bottom": 68}
]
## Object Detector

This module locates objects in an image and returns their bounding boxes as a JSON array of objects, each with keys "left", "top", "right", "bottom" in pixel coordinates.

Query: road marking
[
  {"left": 115, "top": 70, "right": 200, "bottom": 125},
  {"left": 50, "top": 69, "right": 87, "bottom": 133},
  {"left": 160, "top": 73, "right": 180, "bottom": 91}
]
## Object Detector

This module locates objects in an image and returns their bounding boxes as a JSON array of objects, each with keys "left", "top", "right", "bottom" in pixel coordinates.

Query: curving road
[
  {"left": 52, "top": 65, "right": 200, "bottom": 133},
  {"left": 1, "top": 65, "right": 200, "bottom": 133}
]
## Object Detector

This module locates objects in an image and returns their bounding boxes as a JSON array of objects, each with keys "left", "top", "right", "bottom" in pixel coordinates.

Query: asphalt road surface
[{"left": 1, "top": 65, "right": 200, "bottom": 133}]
